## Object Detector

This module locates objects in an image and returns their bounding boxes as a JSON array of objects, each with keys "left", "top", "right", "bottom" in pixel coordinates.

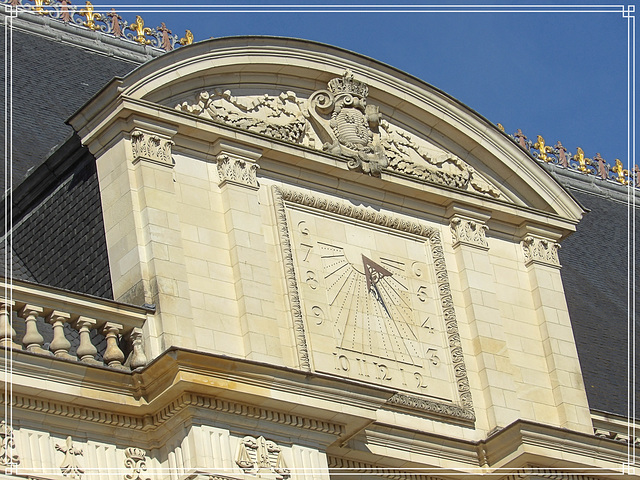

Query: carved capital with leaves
[
  {"left": 521, "top": 236, "right": 561, "bottom": 267},
  {"left": 131, "top": 130, "right": 175, "bottom": 167},
  {"left": 450, "top": 216, "right": 489, "bottom": 250},
  {"left": 216, "top": 154, "right": 260, "bottom": 189}
]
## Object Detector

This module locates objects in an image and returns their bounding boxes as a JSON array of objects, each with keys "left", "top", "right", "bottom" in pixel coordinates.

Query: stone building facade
[{"left": 0, "top": 5, "right": 637, "bottom": 480}]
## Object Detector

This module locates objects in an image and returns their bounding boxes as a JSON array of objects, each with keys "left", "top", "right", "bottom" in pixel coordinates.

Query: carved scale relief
[
  {"left": 175, "top": 71, "right": 501, "bottom": 197},
  {"left": 236, "top": 435, "right": 290, "bottom": 479}
]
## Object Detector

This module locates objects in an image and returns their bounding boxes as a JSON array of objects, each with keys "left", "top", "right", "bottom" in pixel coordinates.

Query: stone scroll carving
[
  {"left": 175, "top": 71, "right": 502, "bottom": 197},
  {"left": 131, "top": 130, "right": 174, "bottom": 167},
  {"left": 235, "top": 435, "right": 290, "bottom": 479},
  {"left": 0, "top": 421, "right": 19, "bottom": 467},
  {"left": 521, "top": 236, "right": 561, "bottom": 267},
  {"left": 124, "top": 447, "right": 151, "bottom": 480}
]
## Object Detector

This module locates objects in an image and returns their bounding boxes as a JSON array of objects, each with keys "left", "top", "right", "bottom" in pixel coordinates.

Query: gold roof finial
[
  {"left": 79, "top": 1, "right": 100, "bottom": 30},
  {"left": 179, "top": 29, "right": 194, "bottom": 46},
  {"left": 573, "top": 147, "right": 590, "bottom": 172},
  {"left": 612, "top": 159, "right": 629, "bottom": 185},
  {"left": 533, "top": 135, "right": 553, "bottom": 162},
  {"left": 33, "top": 0, "right": 51, "bottom": 15},
  {"left": 496, "top": 123, "right": 505, "bottom": 132},
  {"left": 128, "top": 15, "right": 152, "bottom": 45}
]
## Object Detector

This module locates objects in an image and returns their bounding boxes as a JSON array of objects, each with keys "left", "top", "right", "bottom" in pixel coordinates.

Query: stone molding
[
  {"left": 274, "top": 186, "right": 474, "bottom": 421},
  {"left": 5, "top": 391, "right": 344, "bottom": 437},
  {"left": 271, "top": 186, "right": 311, "bottom": 371},
  {"left": 327, "top": 456, "right": 446, "bottom": 480},
  {"left": 130, "top": 129, "right": 175, "bottom": 167},
  {"left": 449, "top": 216, "right": 489, "bottom": 250},
  {"left": 521, "top": 235, "right": 561, "bottom": 268}
]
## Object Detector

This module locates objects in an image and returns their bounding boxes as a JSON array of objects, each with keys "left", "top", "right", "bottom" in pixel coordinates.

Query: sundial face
[{"left": 287, "top": 205, "right": 458, "bottom": 403}]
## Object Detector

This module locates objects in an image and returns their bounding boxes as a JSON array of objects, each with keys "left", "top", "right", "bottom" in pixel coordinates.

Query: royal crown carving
[
  {"left": 124, "top": 447, "right": 151, "bottom": 480},
  {"left": 174, "top": 71, "right": 502, "bottom": 197}
]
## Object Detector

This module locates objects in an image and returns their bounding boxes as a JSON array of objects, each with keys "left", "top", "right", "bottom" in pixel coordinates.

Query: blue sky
[{"left": 103, "top": 3, "right": 633, "bottom": 168}]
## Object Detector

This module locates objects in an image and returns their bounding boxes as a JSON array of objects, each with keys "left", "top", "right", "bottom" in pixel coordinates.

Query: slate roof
[
  {"left": 558, "top": 185, "right": 639, "bottom": 416},
  {"left": 0, "top": 23, "right": 141, "bottom": 187},
  {"left": 2, "top": 15, "right": 637, "bottom": 418}
]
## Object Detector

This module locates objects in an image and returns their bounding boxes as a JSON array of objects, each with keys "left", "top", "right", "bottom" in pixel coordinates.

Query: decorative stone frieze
[
  {"left": 55, "top": 436, "right": 84, "bottom": 479},
  {"left": 124, "top": 447, "right": 151, "bottom": 480},
  {"left": 521, "top": 236, "right": 561, "bottom": 267},
  {"left": 0, "top": 421, "right": 19, "bottom": 467},
  {"left": 131, "top": 130, "right": 175, "bottom": 167},
  {"left": 175, "top": 72, "right": 502, "bottom": 196},
  {"left": 450, "top": 216, "right": 489, "bottom": 250},
  {"left": 176, "top": 90, "right": 307, "bottom": 144},
  {"left": 236, "top": 435, "right": 289, "bottom": 479},
  {"left": 216, "top": 154, "right": 260, "bottom": 189}
]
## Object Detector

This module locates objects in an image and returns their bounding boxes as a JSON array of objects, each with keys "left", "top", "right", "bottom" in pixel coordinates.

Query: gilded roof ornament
[
  {"left": 496, "top": 123, "right": 505, "bottom": 132},
  {"left": 32, "top": 0, "right": 51, "bottom": 15},
  {"left": 179, "top": 29, "right": 194, "bottom": 46},
  {"left": 611, "top": 159, "right": 629, "bottom": 184},
  {"left": 573, "top": 147, "right": 590, "bottom": 172},
  {"left": 533, "top": 135, "right": 553, "bottom": 162},
  {"left": 128, "top": 15, "right": 152, "bottom": 45},
  {"left": 79, "top": 1, "right": 100, "bottom": 30}
]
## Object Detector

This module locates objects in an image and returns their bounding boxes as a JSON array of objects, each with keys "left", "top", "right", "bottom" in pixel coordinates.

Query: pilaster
[
  {"left": 447, "top": 205, "right": 520, "bottom": 431},
  {"left": 212, "top": 139, "right": 280, "bottom": 363},
  {"left": 518, "top": 224, "right": 592, "bottom": 433},
  {"left": 96, "top": 121, "right": 195, "bottom": 351}
]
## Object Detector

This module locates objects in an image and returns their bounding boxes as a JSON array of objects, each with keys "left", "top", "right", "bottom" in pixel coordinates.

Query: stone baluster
[
  {"left": 102, "top": 322, "right": 128, "bottom": 370},
  {"left": 46, "top": 310, "right": 75, "bottom": 360},
  {"left": 0, "top": 300, "right": 18, "bottom": 349},
  {"left": 129, "top": 327, "right": 148, "bottom": 369},
  {"left": 19, "top": 304, "right": 49, "bottom": 354},
  {"left": 74, "top": 317, "right": 101, "bottom": 365}
]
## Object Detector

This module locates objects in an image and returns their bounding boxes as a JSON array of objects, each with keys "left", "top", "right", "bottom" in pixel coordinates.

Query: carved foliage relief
[
  {"left": 272, "top": 186, "right": 474, "bottom": 421},
  {"left": 175, "top": 71, "right": 501, "bottom": 197}
]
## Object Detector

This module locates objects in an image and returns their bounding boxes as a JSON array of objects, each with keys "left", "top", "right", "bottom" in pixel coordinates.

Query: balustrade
[{"left": 0, "top": 280, "right": 150, "bottom": 371}]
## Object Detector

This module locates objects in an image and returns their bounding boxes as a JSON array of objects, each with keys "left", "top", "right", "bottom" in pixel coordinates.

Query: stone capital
[
  {"left": 446, "top": 206, "right": 491, "bottom": 250},
  {"left": 521, "top": 235, "right": 561, "bottom": 268},
  {"left": 130, "top": 128, "right": 175, "bottom": 167},
  {"left": 212, "top": 139, "right": 262, "bottom": 189}
]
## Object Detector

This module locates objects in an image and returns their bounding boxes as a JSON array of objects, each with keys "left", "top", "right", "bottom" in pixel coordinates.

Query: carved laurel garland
[
  {"left": 275, "top": 186, "right": 474, "bottom": 420},
  {"left": 272, "top": 186, "right": 311, "bottom": 372}
]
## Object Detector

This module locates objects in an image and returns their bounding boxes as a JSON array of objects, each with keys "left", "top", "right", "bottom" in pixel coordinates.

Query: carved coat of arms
[{"left": 305, "top": 69, "right": 388, "bottom": 175}]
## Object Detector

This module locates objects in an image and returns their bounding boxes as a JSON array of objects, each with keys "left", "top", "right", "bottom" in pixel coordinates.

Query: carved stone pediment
[{"left": 175, "top": 71, "right": 502, "bottom": 198}]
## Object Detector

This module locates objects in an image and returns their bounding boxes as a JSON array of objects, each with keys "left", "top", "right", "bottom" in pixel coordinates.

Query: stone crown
[{"left": 328, "top": 70, "right": 369, "bottom": 98}]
